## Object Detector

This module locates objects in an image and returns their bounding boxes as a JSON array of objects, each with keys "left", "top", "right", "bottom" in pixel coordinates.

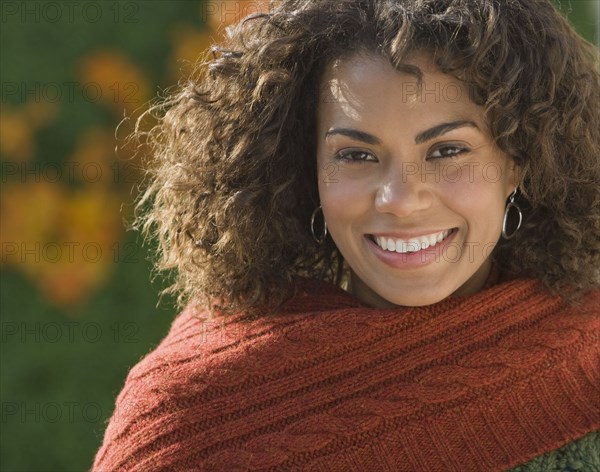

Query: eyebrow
[
  {"left": 414, "top": 120, "right": 479, "bottom": 144},
  {"left": 324, "top": 120, "right": 479, "bottom": 145},
  {"left": 324, "top": 128, "right": 381, "bottom": 145}
]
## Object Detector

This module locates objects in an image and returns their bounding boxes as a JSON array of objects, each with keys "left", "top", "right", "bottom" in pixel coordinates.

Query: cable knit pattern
[{"left": 92, "top": 276, "right": 600, "bottom": 471}]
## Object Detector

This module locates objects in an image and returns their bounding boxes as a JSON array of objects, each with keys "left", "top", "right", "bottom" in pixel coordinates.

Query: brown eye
[
  {"left": 334, "top": 150, "right": 376, "bottom": 163},
  {"left": 428, "top": 146, "right": 469, "bottom": 159}
]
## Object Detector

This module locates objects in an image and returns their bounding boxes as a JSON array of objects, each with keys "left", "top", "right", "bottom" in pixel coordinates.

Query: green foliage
[
  {"left": 0, "top": 1, "right": 596, "bottom": 471},
  {"left": 1, "top": 234, "right": 175, "bottom": 471}
]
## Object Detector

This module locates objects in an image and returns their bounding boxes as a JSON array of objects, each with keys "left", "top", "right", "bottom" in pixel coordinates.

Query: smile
[{"left": 370, "top": 229, "right": 454, "bottom": 254}]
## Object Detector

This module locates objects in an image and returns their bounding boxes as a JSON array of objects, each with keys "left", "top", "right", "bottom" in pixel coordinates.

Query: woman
[{"left": 93, "top": 0, "right": 600, "bottom": 470}]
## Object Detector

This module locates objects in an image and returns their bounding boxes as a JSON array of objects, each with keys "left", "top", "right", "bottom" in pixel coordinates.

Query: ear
[{"left": 505, "top": 157, "right": 523, "bottom": 198}]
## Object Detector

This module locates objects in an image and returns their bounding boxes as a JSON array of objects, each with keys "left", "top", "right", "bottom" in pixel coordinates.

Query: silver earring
[
  {"left": 502, "top": 187, "right": 522, "bottom": 240},
  {"left": 310, "top": 205, "right": 328, "bottom": 244}
]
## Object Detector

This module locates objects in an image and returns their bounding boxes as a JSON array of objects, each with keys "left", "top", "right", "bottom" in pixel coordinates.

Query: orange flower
[
  {"left": 0, "top": 108, "right": 35, "bottom": 162},
  {"left": 69, "top": 127, "right": 119, "bottom": 188},
  {"left": 169, "top": 23, "right": 213, "bottom": 81},
  {"left": 0, "top": 102, "right": 58, "bottom": 163},
  {"left": 78, "top": 50, "right": 151, "bottom": 115},
  {"left": 0, "top": 181, "right": 64, "bottom": 271},
  {"left": 37, "top": 187, "right": 123, "bottom": 311},
  {"left": 1, "top": 180, "right": 126, "bottom": 311}
]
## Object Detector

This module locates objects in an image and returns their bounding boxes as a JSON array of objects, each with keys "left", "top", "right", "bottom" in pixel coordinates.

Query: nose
[{"left": 374, "top": 167, "right": 433, "bottom": 217}]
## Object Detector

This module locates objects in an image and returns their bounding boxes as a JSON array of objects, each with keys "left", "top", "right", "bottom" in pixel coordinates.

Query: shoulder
[
  {"left": 92, "top": 280, "right": 358, "bottom": 471},
  {"left": 91, "top": 278, "right": 600, "bottom": 471},
  {"left": 91, "top": 302, "right": 253, "bottom": 471},
  {"left": 93, "top": 306, "right": 216, "bottom": 472}
]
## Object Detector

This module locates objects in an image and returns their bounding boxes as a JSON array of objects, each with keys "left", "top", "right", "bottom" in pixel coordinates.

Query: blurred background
[{"left": 0, "top": 1, "right": 598, "bottom": 471}]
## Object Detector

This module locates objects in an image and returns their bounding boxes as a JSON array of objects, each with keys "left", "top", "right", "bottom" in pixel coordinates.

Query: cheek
[
  {"left": 437, "top": 166, "right": 506, "bottom": 232},
  {"left": 320, "top": 180, "right": 358, "bottom": 219},
  {"left": 318, "top": 155, "right": 350, "bottom": 193},
  {"left": 318, "top": 173, "right": 369, "bottom": 238},
  {"left": 317, "top": 160, "right": 341, "bottom": 191}
]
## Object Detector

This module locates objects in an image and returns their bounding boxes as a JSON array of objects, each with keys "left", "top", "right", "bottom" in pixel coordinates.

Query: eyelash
[
  {"left": 333, "top": 145, "right": 470, "bottom": 163},
  {"left": 428, "top": 145, "right": 470, "bottom": 159},
  {"left": 334, "top": 150, "right": 374, "bottom": 163}
]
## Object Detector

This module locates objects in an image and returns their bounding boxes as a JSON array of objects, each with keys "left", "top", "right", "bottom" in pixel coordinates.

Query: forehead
[{"left": 317, "top": 52, "right": 483, "bottom": 127}]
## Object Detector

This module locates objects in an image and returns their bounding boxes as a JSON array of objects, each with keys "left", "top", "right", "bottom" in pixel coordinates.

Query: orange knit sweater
[{"left": 92, "top": 274, "right": 599, "bottom": 471}]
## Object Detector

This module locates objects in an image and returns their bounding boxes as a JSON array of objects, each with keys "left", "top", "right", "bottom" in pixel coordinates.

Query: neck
[{"left": 349, "top": 258, "right": 496, "bottom": 309}]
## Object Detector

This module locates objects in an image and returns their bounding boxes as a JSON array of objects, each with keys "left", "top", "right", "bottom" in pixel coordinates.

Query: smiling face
[{"left": 316, "top": 51, "right": 519, "bottom": 308}]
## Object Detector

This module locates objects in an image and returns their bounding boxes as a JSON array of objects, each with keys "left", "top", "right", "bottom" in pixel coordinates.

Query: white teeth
[
  {"left": 374, "top": 229, "right": 452, "bottom": 253},
  {"left": 408, "top": 242, "right": 421, "bottom": 252},
  {"left": 387, "top": 238, "right": 395, "bottom": 251}
]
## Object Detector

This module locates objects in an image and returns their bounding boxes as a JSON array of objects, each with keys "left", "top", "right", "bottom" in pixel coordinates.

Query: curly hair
[{"left": 131, "top": 0, "right": 600, "bottom": 318}]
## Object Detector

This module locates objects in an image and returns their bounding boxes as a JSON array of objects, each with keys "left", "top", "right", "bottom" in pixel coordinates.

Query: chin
[
  {"left": 376, "top": 280, "right": 458, "bottom": 307},
  {"left": 389, "top": 293, "right": 450, "bottom": 307},
  {"left": 352, "top": 269, "right": 465, "bottom": 308}
]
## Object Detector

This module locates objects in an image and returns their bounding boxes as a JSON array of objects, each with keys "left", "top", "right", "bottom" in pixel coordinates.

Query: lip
[{"left": 365, "top": 228, "right": 458, "bottom": 270}]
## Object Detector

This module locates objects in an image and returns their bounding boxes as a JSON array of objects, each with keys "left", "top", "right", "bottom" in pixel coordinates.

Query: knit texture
[
  {"left": 92, "top": 275, "right": 600, "bottom": 471},
  {"left": 509, "top": 429, "right": 599, "bottom": 472}
]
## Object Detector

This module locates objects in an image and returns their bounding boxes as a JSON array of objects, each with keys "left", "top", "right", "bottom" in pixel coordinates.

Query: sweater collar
[
  {"left": 254, "top": 272, "right": 598, "bottom": 471},
  {"left": 284, "top": 261, "right": 527, "bottom": 316}
]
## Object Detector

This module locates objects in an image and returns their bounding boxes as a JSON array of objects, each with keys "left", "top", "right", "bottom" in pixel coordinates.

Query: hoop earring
[
  {"left": 310, "top": 205, "right": 328, "bottom": 244},
  {"left": 502, "top": 187, "right": 522, "bottom": 240}
]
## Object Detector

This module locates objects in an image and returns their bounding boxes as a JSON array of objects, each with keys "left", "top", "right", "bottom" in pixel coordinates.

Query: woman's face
[{"left": 316, "top": 52, "right": 519, "bottom": 308}]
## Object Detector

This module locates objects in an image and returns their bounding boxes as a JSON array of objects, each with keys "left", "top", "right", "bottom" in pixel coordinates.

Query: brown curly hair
[{"left": 131, "top": 0, "right": 600, "bottom": 318}]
